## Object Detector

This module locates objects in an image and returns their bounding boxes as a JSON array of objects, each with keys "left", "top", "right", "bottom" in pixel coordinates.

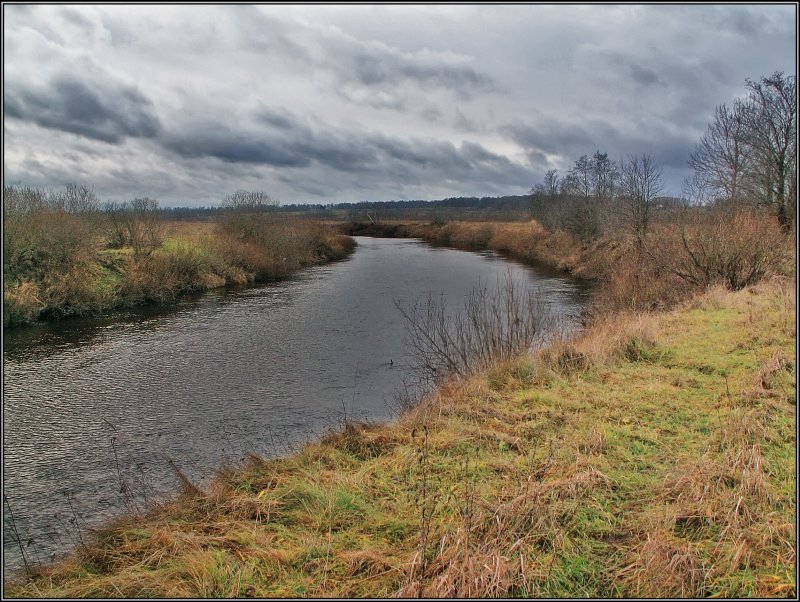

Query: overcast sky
[{"left": 3, "top": 4, "right": 796, "bottom": 206}]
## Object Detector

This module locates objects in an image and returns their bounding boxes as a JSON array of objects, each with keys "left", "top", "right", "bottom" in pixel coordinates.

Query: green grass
[{"left": 5, "top": 279, "right": 795, "bottom": 598}]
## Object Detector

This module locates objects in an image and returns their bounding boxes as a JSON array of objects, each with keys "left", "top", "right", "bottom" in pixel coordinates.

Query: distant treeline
[{"left": 158, "top": 195, "right": 534, "bottom": 220}]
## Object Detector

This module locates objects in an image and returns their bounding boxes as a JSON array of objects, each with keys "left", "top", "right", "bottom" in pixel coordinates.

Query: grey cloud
[
  {"left": 336, "top": 87, "right": 407, "bottom": 111},
  {"left": 504, "top": 114, "right": 698, "bottom": 191},
  {"left": 351, "top": 49, "right": 497, "bottom": 97},
  {"left": 162, "top": 127, "right": 311, "bottom": 168},
  {"left": 371, "top": 136, "right": 467, "bottom": 170},
  {"left": 157, "top": 105, "right": 531, "bottom": 194},
  {"left": 62, "top": 8, "right": 94, "bottom": 30},
  {"left": 258, "top": 108, "right": 305, "bottom": 132},
  {"left": 236, "top": 7, "right": 312, "bottom": 57},
  {"left": 688, "top": 5, "right": 770, "bottom": 37},
  {"left": 5, "top": 5, "right": 793, "bottom": 205},
  {"left": 4, "top": 75, "right": 160, "bottom": 144},
  {"left": 501, "top": 118, "right": 619, "bottom": 162},
  {"left": 629, "top": 64, "right": 663, "bottom": 87}
]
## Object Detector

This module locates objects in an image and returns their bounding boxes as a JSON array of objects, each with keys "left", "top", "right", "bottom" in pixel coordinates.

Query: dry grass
[{"left": 348, "top": 211, "right": 793, "bottom": 314}]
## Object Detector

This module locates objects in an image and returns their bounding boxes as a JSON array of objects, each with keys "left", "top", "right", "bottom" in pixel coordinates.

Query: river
[{"left": 2, "top": 236, "right": 587, "bottom": 577}]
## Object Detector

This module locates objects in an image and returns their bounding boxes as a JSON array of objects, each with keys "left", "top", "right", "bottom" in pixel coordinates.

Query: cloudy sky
[{"left": 3, "top": 4, "right": 796, "bottom": 206}]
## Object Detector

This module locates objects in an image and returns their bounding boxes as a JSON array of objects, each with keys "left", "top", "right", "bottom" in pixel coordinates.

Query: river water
[{"left": 2, "top": 236, "right": 587, "bottom": 577}]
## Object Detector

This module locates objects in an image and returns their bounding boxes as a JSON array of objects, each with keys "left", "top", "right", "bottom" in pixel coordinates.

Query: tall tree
[
  {"left": 591, "top": 150, "right": 619, "bottom": 199},
  {"left": 688, "top": 101, "right": 750, "bottom": 203},
  {"left": 562, "top": 155, "right": 592, "bottom": 198},
  {"left": 530, "top": 169, "right": 562, "bottom": 230},
  {"left": 619, "top": 154, "right": 664, "bottom": 247},
  {"left": 742, "top": 72, "right": 796, "bottom": 230},
  {"left": 543, "top": 169, "right": 560, "bottom": 197}
]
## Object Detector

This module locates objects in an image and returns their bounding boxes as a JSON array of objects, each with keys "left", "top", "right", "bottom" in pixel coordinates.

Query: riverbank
[
  {"left": 340, "top": 220, "right": 626, "bottom": 279},
  {"left": 5, "top": 276, "right": 795, "bottom": 598},
  {"left": 3, "top": 219, "right": 355, "bottom": 328},
  {"left": 340, "top": 216, "right": 793, "bottom": 312}
]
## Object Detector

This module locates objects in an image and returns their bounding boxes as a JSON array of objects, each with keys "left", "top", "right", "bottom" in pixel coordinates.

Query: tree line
[{"left": 530, "top": 71, "right": 796, "bottom": 241}]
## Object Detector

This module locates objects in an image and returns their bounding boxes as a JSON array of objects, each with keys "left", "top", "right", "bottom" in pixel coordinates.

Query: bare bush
[
  {"left": 619, "top": 154, "right": 664, "bottom": 247},
  {"left": 105, "top": 198, "right": 166, "bottom": 258},
  {"left": 3, "top": 184, "right": 99, "bottom": 283},
  {"left": 651, "top": 207, "right": 788, "bottom": 291},
  {"left": 218, "top": 190, "right": 280, "bottom": 242},
  {"left": 395, "top": 272, "right": 554, "bottom": 383}
]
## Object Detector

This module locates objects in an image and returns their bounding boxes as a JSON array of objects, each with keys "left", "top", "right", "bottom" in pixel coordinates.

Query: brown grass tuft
[
  {"left": 340, "top": 549, "right": 397, "bottom": 578},
  {"left": 618, "top": 531, "right": 705, "bottom": 598}
]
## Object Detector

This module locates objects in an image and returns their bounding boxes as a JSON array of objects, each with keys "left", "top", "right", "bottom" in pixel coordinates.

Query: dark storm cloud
[
  {"left": 158, "top": 106, "right": 528, "bottom": 188},
  {"left": 350, "top": 50, "right": 498, "bottom": 97},
  {"left": 628, "top": 64, "right": 663, "bottom": 88},
  {"left": 162, "top": 112, "right": 374, "bottom": 172},
  {"left": 162, "top": 128, "right": 311, "bottom": 168},
  {"left": 4, "top": 75, "right": 160, "bottom": 144},
  {"left": 501, "top": 118, "right": 621, "bottom": 165},
  {"left": 502, "top": 114, "right": 697, "bottom": 188}
]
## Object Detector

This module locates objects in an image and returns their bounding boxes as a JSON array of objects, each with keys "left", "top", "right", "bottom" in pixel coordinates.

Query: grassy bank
[
  {"left": 6, "top": 277, "right": 795, "bottom": 598},
  {"left": 3, "top": 216, "right": 354, "bottom": 328}
]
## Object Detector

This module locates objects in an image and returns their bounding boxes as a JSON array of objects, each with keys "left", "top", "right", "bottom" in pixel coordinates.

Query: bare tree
[
  {"left": 561, "top": 155, "right": 602, "bottom": 238},
  {"left": 742, "top": 72, "right": 796, "bottom": 230},
  {"left": 530, "top": 169, "right": 563, "bottom": 229},
  {"left": 619, "top": 154, "right": 664, "bottom": 248},
  {"left": 688, "top": 101, "right": 750, "bottom": 204},
  {"left": 591, "top": 150, "right": 619, "bottom": 199},
  {"left": 562, "top": 155, "right": 592, "bottom": 198},
  {"left": 681, "top": 172, "right": 714, "bottom": 207},
  {"left": 221, "top": 189, "right": 279, "bottom": 212},
  {"left": 543, "top": 168, "right": 560, "bottom": 197},
  {"left": 219, "top": 190, "right": 280, "bottom": 242}
]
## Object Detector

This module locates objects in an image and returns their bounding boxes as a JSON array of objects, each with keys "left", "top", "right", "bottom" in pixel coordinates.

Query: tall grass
[{"left": 358, "top": 206, "right": 793, "bottom": 313}]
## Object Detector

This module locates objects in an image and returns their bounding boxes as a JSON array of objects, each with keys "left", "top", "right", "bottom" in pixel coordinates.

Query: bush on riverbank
[
  {"left": 3, "top": 185, "right": 355, "bottom": 327},
  {"left": 5, "top": 278, "right": 795, "bottom": 598}
]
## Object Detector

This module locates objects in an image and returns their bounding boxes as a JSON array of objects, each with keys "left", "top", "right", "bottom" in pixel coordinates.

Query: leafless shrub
[
  {"left": 650, "top": 207, "right": 789, "bottom": 291},
  {"left": 4, "top": 184, "right": 105, "bottom": 323},
  {"left": 395, "top": 272, "right": 554, "bottom": 384},
  {"left": 104, "top": 198, "right": 166, "bottom": 258}
]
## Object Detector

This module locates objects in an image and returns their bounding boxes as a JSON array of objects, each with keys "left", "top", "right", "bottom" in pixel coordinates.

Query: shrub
[
  {"left": 651, "top": 208, "right": 789, "bottom": 291},
  {"left": 395, "top": 272, "right": 553, "bottom": 383},
  {"left": 4, "top": 184, "right": 100, "bottom": 285}
]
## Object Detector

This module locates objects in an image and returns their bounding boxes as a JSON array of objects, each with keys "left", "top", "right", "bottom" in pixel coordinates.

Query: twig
[{"left": 3, "top": 494, "right": 32, "bottom": 577}]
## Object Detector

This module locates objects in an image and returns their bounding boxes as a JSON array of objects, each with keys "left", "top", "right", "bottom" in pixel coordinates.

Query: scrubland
[{"left": 3, "top": 185, "right": 354, "bottom": 327}]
